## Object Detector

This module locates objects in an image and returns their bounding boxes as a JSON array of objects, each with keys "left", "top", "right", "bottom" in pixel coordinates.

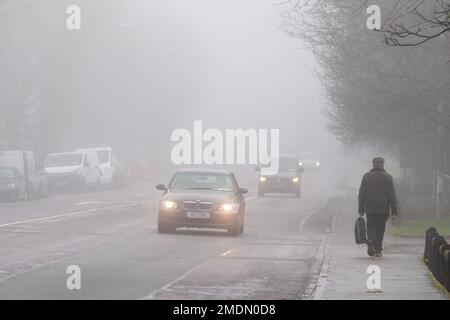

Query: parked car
[
  {"left": 76, "top": 147, "right": 128, "bottom": 188},
  {"left": 256, "top": 154, "right": 303, "bottom": 197},
  {"left": 0, "top": 167, "right": 28, "bottom": 201},
  {"left": 44, "top": 151, "right": 101, "bottom": 192},
  {"left": 0, "top": 150, "right": 48, "bottom": 200},
  {"left": 127, "top": 159, "right": 152, "bottom": 181},
  {"left": 156, "top": 168, "right": 248, "bottom": 236}
]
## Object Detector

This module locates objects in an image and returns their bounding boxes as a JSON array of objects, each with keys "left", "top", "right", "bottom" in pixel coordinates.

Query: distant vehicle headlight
[
  {"left": 299, "top": 162, "right": 303, "bottom": 166},
  {"left": 217, "top": 203, "right": 239, "bottom": 214},
  {"left": 6, "top": 183, "right": 17, "bottom": 189},
  {"left": 316, "top": 162, "right": 320, "bottom": 166},
  {"left": 259, "top": 176, "right": 267, "bottom": 182},
  {"left": 72, "top": 168, "right": 82, "bottom": 175},
  {"left": 161, "top": 200, "right": 178, "bottom": 209},
  {"left": 292, "top": 177, "right": 299, "bottom": 183}
]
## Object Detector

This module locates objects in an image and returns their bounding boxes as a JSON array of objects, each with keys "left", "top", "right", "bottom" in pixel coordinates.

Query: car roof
[
  {"left": 47, "top": 152, "right": 84, "bottom": 156},
  {"left": 0, "top": 166, "right": 18, "bottom": 172},
  {"left": 176, "top": 168, "right": 232, "bottom": 175},
  {"left": 277, "top": 154, "right": 298, "bottom": 160},
  {"left": 76, "top": 147, "right": 111, "bottom": 152},
  {"left": 0, "top": 166, "right": 20, "bottom": 176}
]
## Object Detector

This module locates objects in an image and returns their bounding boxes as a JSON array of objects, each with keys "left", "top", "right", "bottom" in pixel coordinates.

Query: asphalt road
[{"left": 0, "top": 175, "right": 336, "bottom": 299}]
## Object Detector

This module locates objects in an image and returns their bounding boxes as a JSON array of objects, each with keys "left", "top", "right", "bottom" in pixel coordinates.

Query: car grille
[
  {"left": 267, "top": 177, "right": 291, "bottom": 183},
  {"left": 182, "top": 201, "right": 216, "bottom": 211}
]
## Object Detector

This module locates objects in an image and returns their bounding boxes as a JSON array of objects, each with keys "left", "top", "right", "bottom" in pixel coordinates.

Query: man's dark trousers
[{"left": 366, "top": 214, "right": 389, "bottom": 252}]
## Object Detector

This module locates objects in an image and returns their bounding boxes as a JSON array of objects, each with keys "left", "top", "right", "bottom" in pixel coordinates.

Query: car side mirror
[
  {"left": 156, "top": 184, "right": 166, "bottom": 191},
  {"left": 239, "top": 188, "right": 248, "bottom": 194},
  {"left": 254, "top": 166, "right": 260, "bottom": 172}
]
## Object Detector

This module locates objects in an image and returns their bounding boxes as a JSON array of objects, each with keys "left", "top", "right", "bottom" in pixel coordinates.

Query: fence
[{"left": 424, "top": 227, "right": 450, "bottom": 293}]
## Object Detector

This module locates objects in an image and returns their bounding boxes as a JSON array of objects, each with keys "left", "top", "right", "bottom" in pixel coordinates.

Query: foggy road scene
[{"left": 1, "top": 0, "right": 450, "bottom": 303}]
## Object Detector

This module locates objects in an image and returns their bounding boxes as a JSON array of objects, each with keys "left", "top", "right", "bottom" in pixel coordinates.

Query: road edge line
[{"left": 303, "top": 198, "right": 343, "bottom": 300}]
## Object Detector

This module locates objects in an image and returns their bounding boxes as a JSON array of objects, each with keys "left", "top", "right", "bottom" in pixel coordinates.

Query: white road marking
[
  {"left": 134, "top": 193, "right": 148, "bottom": 197},
  {"left": 298, "top": 210, "right": 314, "bottom": 231},
  {"left": 141, "top": 263, "right": 207, "bottom": 300},
  {"left": 0, "top": 201, "right": 151, "bottom": 229},
  {"left": 220, "top": 248, "right": 237, "bottom": 256},
  {"left": 75, "top": 201, "right": 102, "bottom": 206}
]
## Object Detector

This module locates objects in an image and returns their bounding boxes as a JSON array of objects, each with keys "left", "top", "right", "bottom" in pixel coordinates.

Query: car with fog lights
[
  {"left": 256, "top": 154, "right": 303, "bottom": 197},
  {"left": 156, "top": 168, "right": 248, "bottom": 236},
  {"left": 298, "top": 152, "right": 321, "bottom": 173}
]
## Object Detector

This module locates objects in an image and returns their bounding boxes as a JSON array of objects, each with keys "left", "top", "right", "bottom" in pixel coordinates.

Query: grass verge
[{"left": 389, "top": 217, "right": 450, "bottom": 237}]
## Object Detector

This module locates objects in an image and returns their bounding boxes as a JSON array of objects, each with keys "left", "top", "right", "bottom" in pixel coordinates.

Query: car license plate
[{"left": 187, "top": 212, "right": 210, "bottom": 219}]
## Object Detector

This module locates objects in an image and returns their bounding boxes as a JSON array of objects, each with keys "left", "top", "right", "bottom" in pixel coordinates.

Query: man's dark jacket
[{"left": 358, "top": 168, "right": 398, "bottom": 215}]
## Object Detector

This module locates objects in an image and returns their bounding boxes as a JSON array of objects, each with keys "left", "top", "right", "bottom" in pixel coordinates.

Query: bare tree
[
  {"left": 381, "top": 0, "right": 450, "bottom": 46},
  {"left": 282, "top": 0, "right": 450, "bottom": 150}
]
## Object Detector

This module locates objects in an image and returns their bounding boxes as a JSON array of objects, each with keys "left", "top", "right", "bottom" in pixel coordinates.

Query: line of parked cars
[{"left": 0, "top": 147, "right": 128, "bottom": 202}]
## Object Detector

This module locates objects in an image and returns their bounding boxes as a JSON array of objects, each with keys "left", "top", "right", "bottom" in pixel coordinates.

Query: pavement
[{"left": 314, "top": 197, "right": 449, "bottom": 300}]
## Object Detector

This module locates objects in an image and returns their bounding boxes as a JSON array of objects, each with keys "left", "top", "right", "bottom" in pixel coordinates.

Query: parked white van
[
  {"left": 44, "top": 151, "right": 101, "bottom": 192},
  {"left": 76, "top": 147, "right": 127, "bottom": 188}
]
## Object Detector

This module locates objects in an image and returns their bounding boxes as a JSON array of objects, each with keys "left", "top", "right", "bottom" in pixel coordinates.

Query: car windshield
[
  {"left": 300, "top": 152, "right": 318, "bottom": 160},
  {"left": 170, "top": 172, "right": 235, "bottom": 192},
  {"left": 97, "top": 150, "right": 110, "bottom": 164},
  {"left": 262, "top": 157, "right": 298, "bottom": 172},
  {"left": 45, "top": 154, "right": 82, "bottom": 167},
  {"left": 279, "top": 158, "right": 299, "bottom": 172},
  {"left": 0, "top": 168, "right": 14, "bottom": 178}
]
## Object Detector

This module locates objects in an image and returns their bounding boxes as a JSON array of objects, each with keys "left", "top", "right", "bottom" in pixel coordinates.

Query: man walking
[{"left": 358, "top": 157, "right": 398, "bottom": 257}]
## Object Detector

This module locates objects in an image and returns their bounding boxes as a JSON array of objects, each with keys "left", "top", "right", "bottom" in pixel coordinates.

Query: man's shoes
[
  {"left": 367, "top": 241, "right": 376, "bottom": 257},
  {"left": 375, "top": 251, "right": 383, "bottom": 258}
]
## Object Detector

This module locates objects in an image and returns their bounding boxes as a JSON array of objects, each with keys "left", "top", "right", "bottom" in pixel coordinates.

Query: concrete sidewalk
[{"left": 315, "top": 197, "right": 449, "bottom": 300}]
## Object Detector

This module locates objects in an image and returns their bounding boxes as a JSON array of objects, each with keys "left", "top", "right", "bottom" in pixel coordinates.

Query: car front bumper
[
  {"left": 259, "top": 180, "right": 300, "bottom": 193},
  {"left": 47, "top": 175, "right": 84, "bottom": 189},
  {"left": 0, "top": 188, "right": 17, "bottom": 199},
  {"left": 158, "top": 209, "right": 239, "bottom": 229}
]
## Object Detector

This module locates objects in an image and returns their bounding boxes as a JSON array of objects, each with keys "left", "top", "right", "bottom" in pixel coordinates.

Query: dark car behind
[{"left": 256, "top": 154, "right": 303, "bottom": 197}]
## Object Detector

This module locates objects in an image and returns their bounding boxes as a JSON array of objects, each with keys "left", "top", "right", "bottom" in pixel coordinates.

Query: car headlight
[
  {"left": 292, "top": 177, "right": 299, "bottom": 183},
  {"left": 161, "top": 200, "right": 178, "bottom": 209},
  {"left": 316, "top": 162, "right": 320, "bottom": 166},
  {"left": 259, "top": 176, "right": 267, "bottom": 182},
  {"left": 6, "top": 183, "right": 17, "bottom": 189},
  {"left": 72, "top": 168, "right": 82, "bottom": 175},
  {"left": 217, "top": 203, "right": 239, "bottom": 214},
  {"left": 299, "top": 162, "right": 303, "bottom": 166}
]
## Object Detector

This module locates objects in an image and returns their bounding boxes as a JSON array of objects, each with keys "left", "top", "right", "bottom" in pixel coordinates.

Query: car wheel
[
  {"left": 44, "top": 186, "right": 49, "bottom": 198},
  {"left": 40, "top": 185, "right": 49, "bottom": 198},
  {"left": 158, "top": 221, "right": 175, "bottom": 234},
  {"left": 10, "top": 192, "right": 18, "bottom": 202},
  {"left": 239, "top": 219, "right": 244, "bottom": 234},
  {"left": 94, "top": 179, "right": 101, "bottom": 192},
  {"left": 228, "top": 218, "right": 240, "bottom": 236},
  {"left": 78, "top": 178, "right": 86, "bottom": 193}
]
